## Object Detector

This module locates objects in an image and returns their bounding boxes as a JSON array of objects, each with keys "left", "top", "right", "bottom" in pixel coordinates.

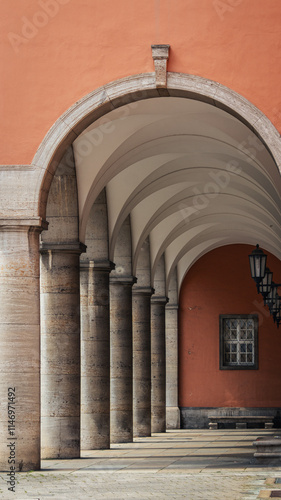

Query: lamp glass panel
[
  {"left": 249, "top": 257, "right": 255, "bottom": 278},
  {"left": 255, "top": 257, "right": 261, "bottom": 277},
  {"left": 260, "top": 255, "right": 266, "bottom": 278}
]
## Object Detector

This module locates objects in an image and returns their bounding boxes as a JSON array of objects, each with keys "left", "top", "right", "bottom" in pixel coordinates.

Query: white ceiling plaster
[{"left": 73, "top": 97, "right": 281, "bottom": 295}]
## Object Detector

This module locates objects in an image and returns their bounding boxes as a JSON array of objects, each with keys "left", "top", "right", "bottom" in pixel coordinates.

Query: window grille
[{"left": 219, "top": 315, "right": 258, "bottom": 370}]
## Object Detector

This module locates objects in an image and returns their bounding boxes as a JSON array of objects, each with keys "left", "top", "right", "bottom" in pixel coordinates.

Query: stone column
[
  {"left": 151, "top": 296, "right": 168, "bottom": 433},
  {"left": 40, "top": 242, "right": 85, "bottom": 459},
  {"left": 132, "top": 287, "right": 154, "bottom": 437},
  {"left": 80, "top": 260, "right": 114, "bottom": 450},
  {"left": 0, "top": 220, "right": 45, "bottom": 472},
  {"left": 166, "top": 304, "right": 180, "bottom": 429},
  {"left": 110, "top": 276, "right": 136, "bottom": 444}
]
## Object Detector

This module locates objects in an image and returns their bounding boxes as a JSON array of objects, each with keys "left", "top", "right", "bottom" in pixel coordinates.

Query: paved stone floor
[{"left": 0, "top": 429, "right": 281, "bottom": 499}]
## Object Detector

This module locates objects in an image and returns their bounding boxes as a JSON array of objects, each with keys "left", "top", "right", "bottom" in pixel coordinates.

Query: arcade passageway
[{"left": 1, "top": 429, "right": 281, "bottom": 499}]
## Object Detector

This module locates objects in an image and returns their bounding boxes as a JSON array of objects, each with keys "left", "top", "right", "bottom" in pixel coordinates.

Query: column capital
[
  {"left": 110, "top": 275, "right": 137, "bottom": 287},
  {"left": 40, "top": 241, "right": 87, "bottom": 255},
  {"left": 151, "top": 295, "right": 169, "bottom": 305},
  {"left": 80, "top": 259, "right": 115, "bottom": 273},
  {"left": 132, "top": 286, "right": 155, "bottom": 297},
  {"left": 166, "top": 303, "right": 179, "bottom": 311},
  {"left": 0, "top": 217, "right": 48, "bottom": 232}
]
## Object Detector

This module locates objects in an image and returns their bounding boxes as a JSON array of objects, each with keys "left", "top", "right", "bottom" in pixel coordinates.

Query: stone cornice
[
  {"left": 0, "top": 217, "right": 48, "bottom": 231},
  {"left": 110, "top": 275, "right": 137, "bottom": 286},
  {"left": 132, "top": 286, "right": 155, "bottom": 297},
  {"left": 166, "top": 303, "right": 179, "bottom": 311},
  {"left": 40, "top": 241, "right": 86, "bottom": 254},
  {"left": 80, "top": 259, "right": 115, "bottom": 272},
  {"left": 151, "top": 295, "right": 169, "bottom": 305},
  {"left": 0, "top": 165, "right": 37, "bottom": 171}
]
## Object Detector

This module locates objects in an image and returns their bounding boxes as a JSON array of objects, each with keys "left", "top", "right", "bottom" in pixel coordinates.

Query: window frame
[{"left": 219, "top": 314, "right": 259, "bottom": 370}]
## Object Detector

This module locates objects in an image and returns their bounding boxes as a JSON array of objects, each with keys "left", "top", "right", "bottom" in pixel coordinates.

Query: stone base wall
[{"left": 180, "top": 407, "right": 281, "bottom": 429}]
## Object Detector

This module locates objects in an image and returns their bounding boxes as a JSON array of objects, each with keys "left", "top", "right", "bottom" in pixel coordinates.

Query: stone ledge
[
  {"left": 151, "top": 295, "right": 169, "bottom": 305},
  {"left": 253, "top": 435, "right": 281, "bottom": 459},
  {"left": 110, "top": 275, "right": 137, "bottom": 286},
  {"left": 80, "top": 260, "right": 115, "bottom": 272},
  {"left": 40, "top": 242, "right": 86, "bottom": 254},
  {"left": 0, "top": 217, "right": 48, "bottom": 230},
  {"left": 132, "top": 286, "right": 155, "bottom": 297}
]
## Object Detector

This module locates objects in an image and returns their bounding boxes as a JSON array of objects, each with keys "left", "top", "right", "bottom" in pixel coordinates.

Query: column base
[
  {"left": 110, "top": 410, "right": 133, "bottom": 444},
  {"left": 133, "top": 408, "right": 151, "bottom": 437},
  {"left": 152, "top": 407, "right": 166, "bottom": 433},
  {"left": 41, "top": 417, "right": 80, "bottom": 459},
  {"left": 81, "top": 413, "right": 110, "bottom": 450},
  {"left": 166, "top": 407, "right": 180, "bottom": 429}
]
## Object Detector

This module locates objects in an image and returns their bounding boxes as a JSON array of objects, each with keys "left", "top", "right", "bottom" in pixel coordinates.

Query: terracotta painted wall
[
  {"left": 1, "top": 0, "right": 281, "bottom": 164},
  {"left": 179, "top": 244, "right": 281, "bottom": 408}
]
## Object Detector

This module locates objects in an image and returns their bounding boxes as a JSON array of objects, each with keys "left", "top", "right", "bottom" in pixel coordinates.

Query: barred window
[{"left": 219, "top": 315, "right": 258, "bottom": 370}]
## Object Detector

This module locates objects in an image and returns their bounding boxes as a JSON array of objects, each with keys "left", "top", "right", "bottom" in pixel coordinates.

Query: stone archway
[
  {"left": 1, "top": 71, "right": 281, "bottom": 472},
  {"left": 33, "top": 72, "right": 281, "bottom": 228}
]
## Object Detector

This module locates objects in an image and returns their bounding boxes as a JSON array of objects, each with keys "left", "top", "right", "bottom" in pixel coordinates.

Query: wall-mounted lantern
[
  {"left": 248, "top": 244, "right": 267, "bottom": 286},
  {"left": 249, "top": 245, "right": 281, "bottom": 329},
  {"left": 258, "top": 267, "right": 273, "bottom": 301},
  {"left": 270, "top": 294, "right": 280, "bottom": 316},
  {"left": 264, "top": 282, "right": 279, "bottom": 308}
]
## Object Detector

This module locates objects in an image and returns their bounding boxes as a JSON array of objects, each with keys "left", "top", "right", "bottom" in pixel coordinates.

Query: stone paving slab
[
  {"left": 0, "top": 430, "right": 280, "bottom": 499},
  {"left": 0, "top": 472, "right": 269, "bottom": 500}
]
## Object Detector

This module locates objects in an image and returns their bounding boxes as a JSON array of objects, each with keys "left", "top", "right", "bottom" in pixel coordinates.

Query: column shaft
[
  {"left": 151, "top": 296, "right": 168, "bottom": 433},
  {"left": 40, "top": 243, "right": 84, "bottom": 458},
  {"left": 166, "top": 304, "right": 180, "bottom": 429},
  {"left": 81, "top": 261, "right": 113, "bottom": 449},
  {"left": 132, "top": 288, "right": 153, "bottom": 437},
  {"left": 110, "top": 277, "right": 135, "bottom": 444},
  {"left": 0, "top": 223, "right": 43, "bottom": 471}
]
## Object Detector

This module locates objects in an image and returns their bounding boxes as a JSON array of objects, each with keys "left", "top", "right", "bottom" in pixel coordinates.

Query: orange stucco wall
[
  {"left": 179, "top": 244, "right": 281, "bottom": 408},
  {"left": 1, "top": 0, "right": 281, "bottom": 164}
]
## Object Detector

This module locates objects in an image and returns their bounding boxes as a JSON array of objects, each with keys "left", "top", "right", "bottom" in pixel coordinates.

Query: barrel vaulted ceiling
[{"left": 73, "top": 97, "right": 281, "bottom": 293}]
